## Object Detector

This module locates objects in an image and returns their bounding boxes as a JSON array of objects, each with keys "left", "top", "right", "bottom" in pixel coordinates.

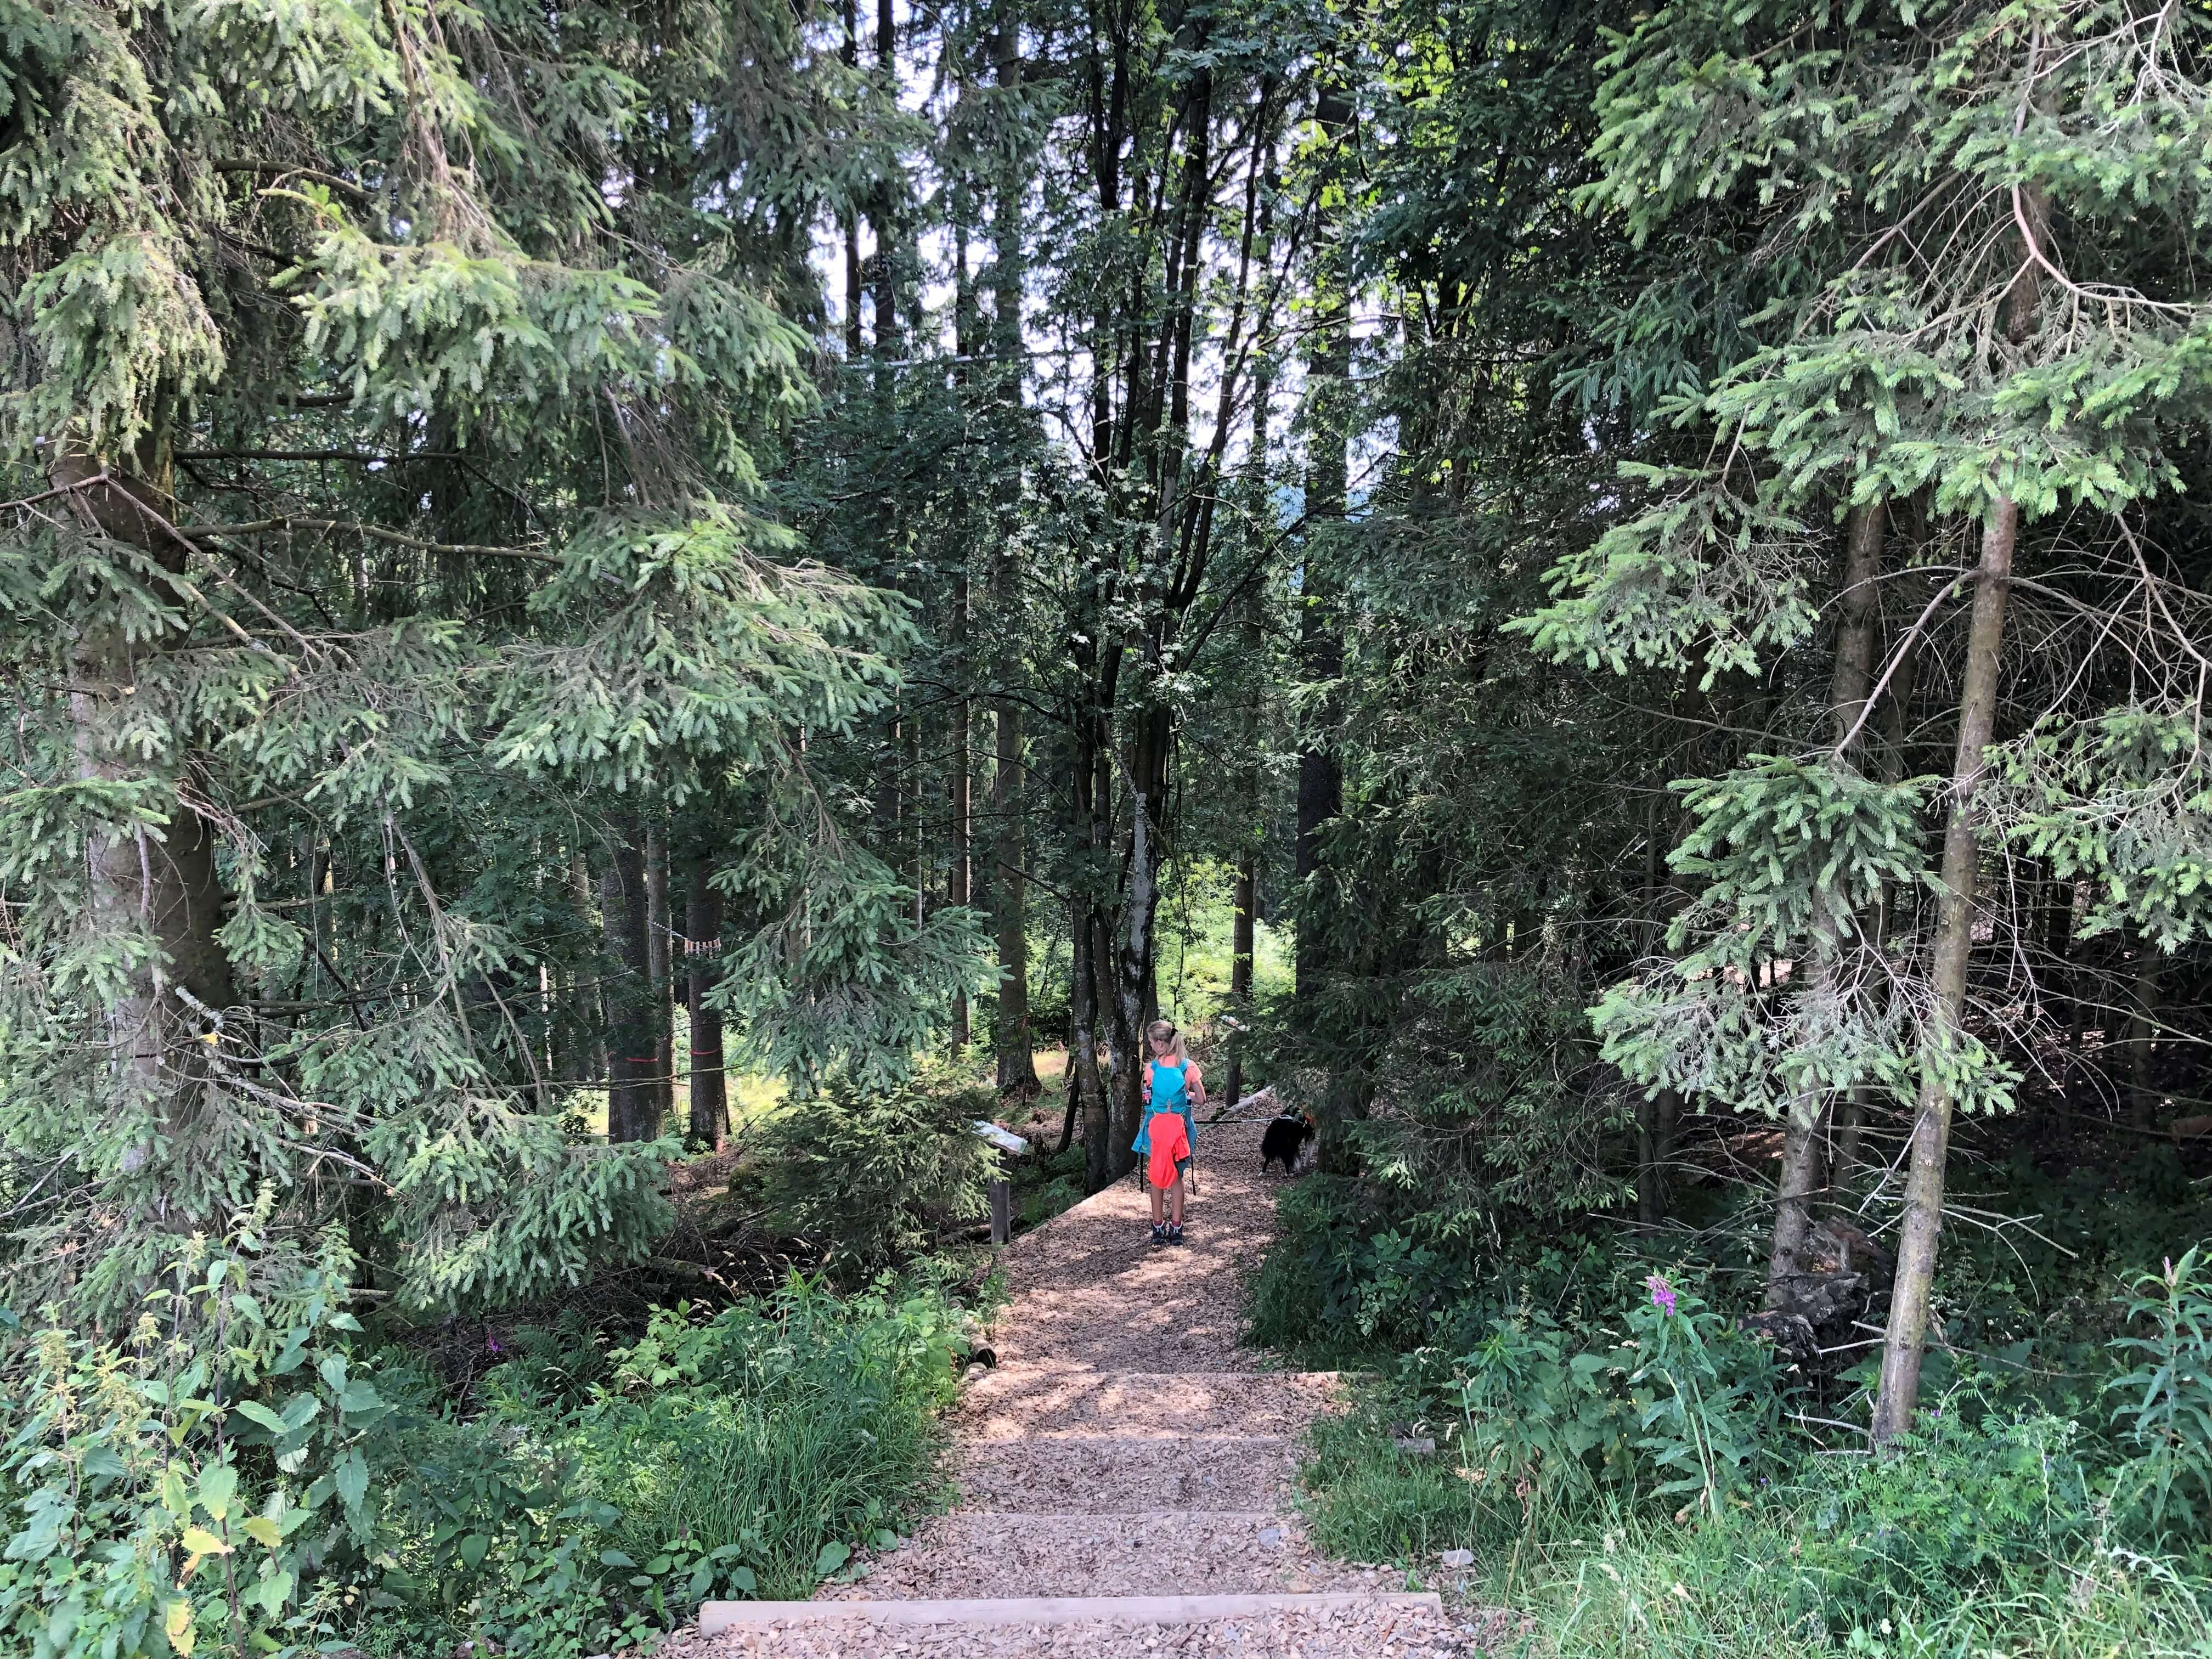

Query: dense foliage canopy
[{"left": 5, "top": 0, "right": 2212, "bottom": 1651}]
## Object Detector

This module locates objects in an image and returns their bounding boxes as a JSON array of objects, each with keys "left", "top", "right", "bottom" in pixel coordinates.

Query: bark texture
[
  {"left": 949, "top": 573, "right": 973, "bottom": 1054},
  {"left": 601, "top": 815, "right": 658, "bottom": 1142},
  {"left": 686, "top": 859, "right": 727, "bottom": 1150},
  {"left": 1224, "top": 851, "right": 1256, "bottom": 1108},
  {"left": 645, "top": 817, "right": 673, "bottom": 1127},
  {"left": 991, "top": 698, "right": 1039, "bottom": 1097},
  {"left": 2125, "top": 947, "right": 2164, "bottom": 1130},
  {"left": 60, "top": 450, "right": 239, "bottom": 1140},
  {"left": 1871, "top": 496, "right": 2016, "bottom": 1442},
  {"left": 989, "top": 0, "right": 1040, "bottom": 1104}
]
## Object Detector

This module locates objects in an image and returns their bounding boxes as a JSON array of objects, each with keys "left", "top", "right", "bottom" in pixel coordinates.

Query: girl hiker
[{"left": 1133, "top": 1019, "right": 1204, "bottom": 1247}]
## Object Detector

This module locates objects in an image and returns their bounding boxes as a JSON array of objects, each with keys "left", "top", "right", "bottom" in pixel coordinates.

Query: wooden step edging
[
  {"left": 934, "top": 1508, "right": 1284, "bottom": 1521},
  {"left": 697, "top": 1592, "right": 1443, "bottom": 1633}
]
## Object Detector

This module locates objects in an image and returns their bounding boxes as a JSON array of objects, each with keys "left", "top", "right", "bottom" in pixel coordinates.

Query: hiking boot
[
  {"left": 1167, "top": 1223, "right": 1185, "bottom": 1246},
  {"left": 1149, "top": 1224, "right": 1167, "bottom": 1247}
]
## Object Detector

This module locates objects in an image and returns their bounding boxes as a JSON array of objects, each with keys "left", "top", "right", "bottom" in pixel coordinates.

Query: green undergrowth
[
  {"left": 1260, "top": 1169, "right": 2212, "bottom": 1656},
  {"left": 3, "top": 1253, "right": 974, "bottom": 1659},
  {"left": 1300, "top": 1361, "right": 2212, "bottom": 1658},
  {"left": 1012, "top": 1138, "right": 1090, "bottom": 1233},
  {"left": 357, "top": 1274, "right": 970, "bottom": 1655}
]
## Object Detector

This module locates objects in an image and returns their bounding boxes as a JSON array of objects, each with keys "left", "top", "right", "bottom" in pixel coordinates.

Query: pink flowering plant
[
  {"left": 1445, "top": 1265, "right": 1782, "bottom": 1529},
  {"left": 1623, "top": 1270, "right": 1783, "bottom": 1520}
]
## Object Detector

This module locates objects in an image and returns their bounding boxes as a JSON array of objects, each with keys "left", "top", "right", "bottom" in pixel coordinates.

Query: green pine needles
[{"left": 0, "top": 0, "right": 957, "bottom": 1345}]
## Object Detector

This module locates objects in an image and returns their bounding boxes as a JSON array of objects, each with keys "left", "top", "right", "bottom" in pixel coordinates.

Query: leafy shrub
[
  {"left": 1300, "top": 1268, "right": 1784, "bottom": 1575},
  {"left": 1245, "top": 1177, "right": 1362, "bottom": 1355},
  {"left": 1442, "top": 1269, "right": 1781, "bottom": 1524},
  {"left": 758, "top": 1067, "right": 994, "bottom": 1279},
  {"left": 0, "top": 1215, "right": 393, "bottom": 1658},
  {"left": 1791, "top": 1404, "right": 2098, "bottom": 1629},
  {"left": 1245, "top": 1176, "right": 1502, "bottom": 1361},
  {"left": 3, "top": 1221, "right": 973, "bottom": 1658}
]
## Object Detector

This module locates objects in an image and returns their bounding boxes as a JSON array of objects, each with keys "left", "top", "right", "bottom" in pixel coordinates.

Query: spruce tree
[{"left": 0, "top": 0, "right": 966, "bottom": 1325}]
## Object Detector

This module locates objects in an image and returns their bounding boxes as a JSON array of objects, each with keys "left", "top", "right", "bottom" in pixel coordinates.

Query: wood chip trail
[{"left": 665, "top": 1107, "right": 1494, "bottom": 1657}]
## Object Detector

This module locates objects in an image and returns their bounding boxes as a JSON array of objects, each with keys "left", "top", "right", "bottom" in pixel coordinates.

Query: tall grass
[
  {"left": 565, "top": 1277, "right": 966, "bottom": 1599},
  {"left": 1537, "top": 1516, "right": 2212, "bottom": 1659},
  {"left": 340, "top": 1275, "right": 970, "bottom": 1656},
  {"left": 589, "top": 1387, "right": 933, "bottom": 1599},
  {"left": 1295, "top": 1405, "right": 2212, "bottom": 1658}
]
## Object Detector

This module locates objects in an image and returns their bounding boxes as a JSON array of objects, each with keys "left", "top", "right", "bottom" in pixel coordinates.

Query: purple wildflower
[{"left": 1645, "top": 1274, "right": 1678, "bottom": 1316}]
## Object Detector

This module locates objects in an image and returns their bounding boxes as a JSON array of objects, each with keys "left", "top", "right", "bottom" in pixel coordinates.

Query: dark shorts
[{"left": 1173, "top": 1156, "right": 1191, "bottom": 1180}]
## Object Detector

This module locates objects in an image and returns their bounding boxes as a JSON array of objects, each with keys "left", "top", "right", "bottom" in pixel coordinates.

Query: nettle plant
[{"left": 1, "top": 1210, "right": 381, "bottom": 1656}]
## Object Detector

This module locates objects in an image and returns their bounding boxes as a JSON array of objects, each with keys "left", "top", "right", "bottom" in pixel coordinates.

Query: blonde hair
[{"left": 1145, "top": 1020, "right": 1188, "bottom": 1064}]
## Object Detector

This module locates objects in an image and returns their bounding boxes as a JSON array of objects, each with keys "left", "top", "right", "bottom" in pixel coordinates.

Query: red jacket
[{"left": 1145, "top": 1110, "right": 1190, "bottom": 1188}]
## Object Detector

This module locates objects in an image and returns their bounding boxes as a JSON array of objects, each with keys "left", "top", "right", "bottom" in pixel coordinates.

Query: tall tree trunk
[
  {"left": 992, "top": 699, "right": 1039, "bottom": 1098},
  {"left": 1072, "top": 893, "right": 1113, "bottom": 1188},
  {"left": 645, "top": 816, "right": 674, "bottom": 1127},
  {"left": 841, "top": 0, "right": 864, "bottom": 356},
  {"left": 844, "top": 214, "right": 864, "bottom": 357},
  {"left": 1110, "top": 733, "right": 1167, "bottom": 1170},
  {"left": 304, "top": 833, "right": 332, "bottom": 997},
  {"left": 1635, "top": 778, "right": 1685, "bottom": 1226},
  {"left": 1636, "top": 1093, "right": 1679, "bottom": 1227},
  {"left": 1224, "top": 853, "right": 1256, "bottom": 1109},
  {"left": 1098, "top": 53, "right": 1210, "bottom": 1161},
  {"left": 1294, "top": 97, "right": 1353, "bottom": 1174},
  {"left": 59, "top": 453, "right": 239, "bottom": 1173},
  {"left": 1871, "top": 498, "right": 2017, "bottom": 1442},
  {"left": 2125, "top": 945, "right": 2164, "bottom": 1130},
  {"left": 870, "top": 0, "right": 900, "bottom": 353},
  {"left": 874, "top": 713, "right": 902, "bottom": 868},
  {"left": 600, "top": 815, "right": 657, "bottom": 1142},
  {"left": 686, "top": 858, "right": 727, "bottom": 1150},
  {"left": 906, "top": 714, "right": 925, "bottom": 927},
  {"left": 1767, "top": 501, "right": 1886, "bottom": 1304},
  {"left": 1224, "top": 282, "right": 1272, "bottom": 1116},
  {"left": 1291, "top": 570, "right": 1344, "bottom": 1007},
  {"left": 568, "top": 847, "right": 607, "bottom": 1085},
  {"left": 986, "top": 0, "right": 1040, "bottom": 1103},
  {"left": 1872, "top": 163, "right": 2046, "bottom": 1441},
  {"left": 949, "top": 574, "right": 973, "bottom": 1054},
  {"left": 1294, "top": 88, "right": 1352, "bottom": 1014}
]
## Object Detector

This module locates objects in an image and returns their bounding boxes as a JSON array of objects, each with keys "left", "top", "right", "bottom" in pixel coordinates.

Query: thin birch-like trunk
[{"left": 1871, "top": 496, "right": 2017, "bottom": 1441}]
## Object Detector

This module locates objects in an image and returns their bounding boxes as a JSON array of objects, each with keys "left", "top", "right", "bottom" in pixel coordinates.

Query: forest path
[{"left": 668, "top": 1105, "right": 1496, "bottom": 1657}]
